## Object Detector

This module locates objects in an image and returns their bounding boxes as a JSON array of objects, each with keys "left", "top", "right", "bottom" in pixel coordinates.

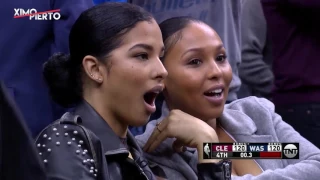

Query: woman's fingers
[
  {"left": 143, "top": 127, "right": 160, "bottom": 151},
  {"left": 144, "top": 110, "right": 217, "bottom": 153},
  {"left": 143, "top": 120, "right": 168, "bottom": 151},
  {"left": 145, "top": 127, "right": 171, "bottom": 152}
]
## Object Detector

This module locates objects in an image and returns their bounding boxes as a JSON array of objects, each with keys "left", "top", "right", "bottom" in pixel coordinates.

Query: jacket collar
[
  {"left": 74, "top": 101, "right": 133, "bottom": 157},
  {"left": 74, "top": 101, "right": 159, "bottom": 179}
]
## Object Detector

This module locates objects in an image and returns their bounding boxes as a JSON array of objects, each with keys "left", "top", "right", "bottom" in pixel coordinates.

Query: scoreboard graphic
[{"left": 203, "top": 143, "right": 299, "bottom": 159}]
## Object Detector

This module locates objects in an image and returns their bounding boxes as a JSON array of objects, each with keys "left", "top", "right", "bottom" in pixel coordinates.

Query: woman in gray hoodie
[{"left": 136, "top": 16, "right": 320, "bottom": 180}]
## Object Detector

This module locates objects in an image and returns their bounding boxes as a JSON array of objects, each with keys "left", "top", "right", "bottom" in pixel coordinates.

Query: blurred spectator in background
[
  {"left": 0, "top": 82, "right": 47, "bottom": 180},
  {"left": 0, "top": 0, "right": 93, "bottom": 137},
  {"left": 238, "top": 0, "right": 273, "bottom": 99},
  {"left": 262, "top": 0, "right": 320, "bottom": 147},
  {"left": 130, "top": 0, "right": 242, "bottom": 135}
]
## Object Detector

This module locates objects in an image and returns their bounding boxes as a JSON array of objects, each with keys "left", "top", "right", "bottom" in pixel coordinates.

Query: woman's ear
[{"left": 82, "top": 55, "right": 104, "bottom": 84}]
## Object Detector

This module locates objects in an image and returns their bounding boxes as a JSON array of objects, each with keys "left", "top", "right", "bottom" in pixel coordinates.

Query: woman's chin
[
  {"left": 129, "top": 116, "right": 150, "bottom": 127},
  {"left": 200, "top": 107, "right": 224, "bottom": 121}
]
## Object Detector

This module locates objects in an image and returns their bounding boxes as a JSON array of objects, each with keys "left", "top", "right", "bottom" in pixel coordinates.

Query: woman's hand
[{"left": 143, "top": 109, "right": 219, "bottom": 154}]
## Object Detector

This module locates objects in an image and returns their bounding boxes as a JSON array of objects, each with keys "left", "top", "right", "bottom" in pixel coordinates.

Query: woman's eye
[
  {"left": 216, "top": 55, "right": 227, "bottom": 62},
  {"left": 136, "top": 53, "right": 149, "bottom": 60},
  {"left": 188, "top": 59, "right": 202, "bottom": 65}
]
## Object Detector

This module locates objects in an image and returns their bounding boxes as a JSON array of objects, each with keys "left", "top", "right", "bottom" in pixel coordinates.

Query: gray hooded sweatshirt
[{"left": 130, "top": 0, "right": 242, "bottom": 101}]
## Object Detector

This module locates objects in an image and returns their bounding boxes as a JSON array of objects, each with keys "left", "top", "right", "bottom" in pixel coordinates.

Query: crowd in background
[{"left": 0, "top": 0, "right": 320, "bottom": 179}]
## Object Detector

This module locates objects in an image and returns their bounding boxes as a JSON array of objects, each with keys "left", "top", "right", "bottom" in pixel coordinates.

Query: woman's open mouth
[
  {"left": 144, "top": 92, "right": 158, "bottom": 107},
  {"left": 203, "top": 88, "right": 223, "bottom": 97},
  {"left": 143, "top": 85, "right": 163, "bottom": 113},
  {"left": 203, "top": 87, "right": 224, "bottom": 105}
]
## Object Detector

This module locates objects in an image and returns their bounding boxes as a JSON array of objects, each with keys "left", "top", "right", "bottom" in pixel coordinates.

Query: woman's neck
[
  {"left": 84, "top": 95, "right": 128, "bottom": 138},
  {"left": 206, "top": 118, "right": 217, "bottom": 131}
]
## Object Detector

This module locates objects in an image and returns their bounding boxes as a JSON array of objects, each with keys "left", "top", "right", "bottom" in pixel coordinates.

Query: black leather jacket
[{"left": 35, "top": 101, "right": 231, "bottom": 180}]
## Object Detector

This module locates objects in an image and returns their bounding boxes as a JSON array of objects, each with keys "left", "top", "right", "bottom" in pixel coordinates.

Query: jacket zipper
[{"left": 133, "top": 160, "right": 149, "bottom": 180}]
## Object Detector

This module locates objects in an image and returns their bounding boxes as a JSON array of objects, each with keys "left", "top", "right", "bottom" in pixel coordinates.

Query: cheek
[
  {"left": 165, "top": 70, "right": 203, "bottom": 99},
  {"left": 107, "top": 64, "right": 147, "bottom": 95}
]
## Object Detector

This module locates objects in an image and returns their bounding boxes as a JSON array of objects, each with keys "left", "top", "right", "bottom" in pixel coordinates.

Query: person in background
[
  {"left": 130, "top": 0, "right": 242, "bottom": 136},
  {"left": 136, "top": 16, "right": 320, "bottom": 180},
  {"left": 0, "top": 0, "right": 93, "bottom": 137},
  {"left": 0, "top": 81, "right": 47, "bottom": 180},
  {"left": 35, "top": 3, "right": 231, "bottom": 179},
  {"left": 261, "top": 0, "right": 320, "bottom": 148},
  {"left": 237, "top": 0, "right": 273, "bottom": 99}
]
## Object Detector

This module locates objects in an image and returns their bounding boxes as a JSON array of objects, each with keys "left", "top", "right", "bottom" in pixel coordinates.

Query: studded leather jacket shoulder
[
  {"left": 35, "top": 101, "right": 231, "bottom": 180},
  {"left": 35, "top": 102, "right": 164, "bottom": 180}
]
